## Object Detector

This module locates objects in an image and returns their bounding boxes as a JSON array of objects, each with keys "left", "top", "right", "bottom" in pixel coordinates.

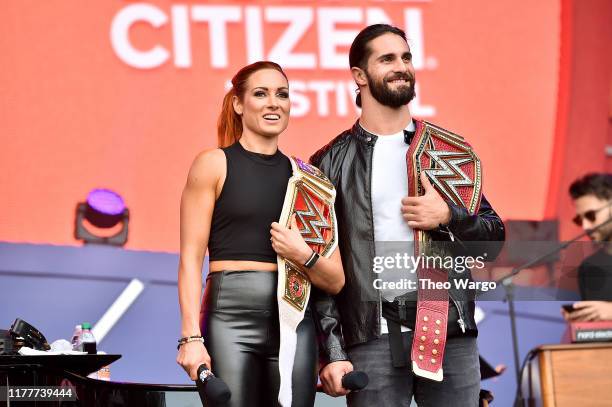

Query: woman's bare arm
[
  {"left": 177, "top": 149, "right": 225, "bottom": 379},
  {"left": 303, "top": 246, "right": 344, "bottom": 295}
]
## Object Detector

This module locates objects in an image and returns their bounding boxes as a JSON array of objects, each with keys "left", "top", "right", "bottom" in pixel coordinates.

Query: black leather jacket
[{"left": 309, "top": 120, "right": 506, "bottom": 365}]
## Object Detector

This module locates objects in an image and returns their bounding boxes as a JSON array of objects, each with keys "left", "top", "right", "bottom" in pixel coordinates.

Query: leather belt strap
[
  {"left": 411, "top": 268, "right": 449, "bottom": 381},
  {"left": 276, "top": 157, "right": 337, "bottom": 406},
  {"left": 387, "top": 318, "right": 408, "bottom": 368}
]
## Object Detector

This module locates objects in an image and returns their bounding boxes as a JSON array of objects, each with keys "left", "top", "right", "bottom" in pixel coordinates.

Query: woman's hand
[
  {"left": 270, "top": 214, "right": 312, "bottom": 265},
  {"left": 176, "top": 340, "right": 212, "bottom": 380},
  {"left": 272, "top": 214, "right": 345, "bottom": 295}
]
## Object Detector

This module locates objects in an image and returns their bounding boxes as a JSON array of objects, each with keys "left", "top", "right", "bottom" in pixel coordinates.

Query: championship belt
[
  {"left": 406, "top": 120, "right": 482, "bottom": 381},
  {"left": 276, "top": 157, "right": 338, "bottom": 406}
]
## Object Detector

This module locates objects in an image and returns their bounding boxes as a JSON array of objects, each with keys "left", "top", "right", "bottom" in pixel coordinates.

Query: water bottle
[
  {"left": 70, "top": 324, "right": 82, "bottom": 350},
  {"left": 79, "top": 322, "right": 97, "bottom": 354}
]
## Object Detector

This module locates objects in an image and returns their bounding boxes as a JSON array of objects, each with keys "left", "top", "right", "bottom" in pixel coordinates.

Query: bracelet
[
  {"left": 177, "top": 335, "right": 204, "bottom": 350},
  {"left": 178, "top": 335, "right": 203, "bottom": 343},
  {"left": 303, "top": 250, "right": 320, "bottom": 269}
]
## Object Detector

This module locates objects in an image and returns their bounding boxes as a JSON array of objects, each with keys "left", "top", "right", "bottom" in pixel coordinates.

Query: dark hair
[
  {"left": 217, "top": 61, "right": 288, "bottom": 148},
  {"left": 569, "top": 173, "right": 612, "bottom": 200},
  {"left": 349, "top": 24, "right": 407, "bottom": 107}
]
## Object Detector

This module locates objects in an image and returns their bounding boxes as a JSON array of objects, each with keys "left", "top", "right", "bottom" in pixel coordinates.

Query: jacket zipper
[
  {"left": 441, "top": 226, "right": 467, "bottom": 333},
  {"left": 439, "top": 225, "right": 455, "bottom": 242},
  {"left": 450, "top": 295, "right": 466, "bottom": 333},
  {"left": 364, "top": 136, "right": 383, "bottom": 335}
]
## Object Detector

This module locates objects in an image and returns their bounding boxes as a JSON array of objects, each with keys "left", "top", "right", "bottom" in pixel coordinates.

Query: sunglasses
[{"left": 572, "top": 202, "right": 611, "bottom": 227}]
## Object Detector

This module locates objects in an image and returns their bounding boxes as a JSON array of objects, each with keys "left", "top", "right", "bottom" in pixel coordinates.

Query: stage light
[{"left": 75, "top": 188, "right": 129, "bottom": 246}]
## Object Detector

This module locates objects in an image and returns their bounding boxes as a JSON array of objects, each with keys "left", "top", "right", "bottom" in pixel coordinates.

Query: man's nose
[{"left": 393, "top": 59, "right": 408, "bottom": 73}]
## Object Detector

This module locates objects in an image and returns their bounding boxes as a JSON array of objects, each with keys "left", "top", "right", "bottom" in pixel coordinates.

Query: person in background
[{"left": 563, "top": 173, "right": 612, "bottom": 322}]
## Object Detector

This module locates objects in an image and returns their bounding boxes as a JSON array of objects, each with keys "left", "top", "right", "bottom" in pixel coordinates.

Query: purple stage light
[
  {"left": 75, "top": 188, "right": 130, "bottom": 245},
  {"left": 87, "top": 189, "right": 125, "bottom": 216}
]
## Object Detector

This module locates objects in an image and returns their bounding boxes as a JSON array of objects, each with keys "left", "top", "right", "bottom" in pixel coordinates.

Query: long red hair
[{"left": 217, "top": 61, "right": 288, "bottom": 148}]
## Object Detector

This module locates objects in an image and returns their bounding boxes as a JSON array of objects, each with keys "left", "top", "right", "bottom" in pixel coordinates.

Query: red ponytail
[{"left": 217, "top": 89, "right": 242, "bottom": 148}]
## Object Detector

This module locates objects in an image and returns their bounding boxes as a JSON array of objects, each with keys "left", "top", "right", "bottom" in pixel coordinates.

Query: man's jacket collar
[{"left": 351, "top": 119, "right": 417, "bottom": 146}]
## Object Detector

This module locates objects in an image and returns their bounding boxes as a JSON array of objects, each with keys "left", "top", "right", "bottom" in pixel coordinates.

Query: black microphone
[
  {"left": 341, "top": 371, "right": 369, "bottom": 391},
  {"left": 195, "top": 364, "right": 231, "bottom": 404}
]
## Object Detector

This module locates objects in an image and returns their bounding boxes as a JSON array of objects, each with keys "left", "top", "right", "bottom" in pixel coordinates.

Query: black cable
[{"left": 512, "top": 348, "right": 538, "bottom": 407}]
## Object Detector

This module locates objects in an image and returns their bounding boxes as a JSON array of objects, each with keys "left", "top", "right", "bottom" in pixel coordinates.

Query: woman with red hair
[{"left": 176, "top": 61, "right": 345, "bottom": 406}]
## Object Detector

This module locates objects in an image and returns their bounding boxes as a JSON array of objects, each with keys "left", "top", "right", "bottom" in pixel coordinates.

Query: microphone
[
  {"left": 195, "top": 364, "right": 231, "bottom": 404},
  {"left": 341, "top": 371, "right": 369, "bottom": 391}
]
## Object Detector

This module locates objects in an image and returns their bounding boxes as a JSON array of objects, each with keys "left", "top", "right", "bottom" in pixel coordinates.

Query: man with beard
[
  {"left": 309, "top": 24, "right": 505, "bottom": 406},
  {"left": 562, "top": 173, "right": 612, "bottom": 322}
]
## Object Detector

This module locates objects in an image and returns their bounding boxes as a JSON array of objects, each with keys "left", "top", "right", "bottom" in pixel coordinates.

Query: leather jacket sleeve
[
  {"left": 448, "top": 195, "right": 504, "bottom": 241},
  {"left": 310, "top": 287, "right": 349, "bottom": 366},
  {"left": 309, "top": 149, "right": 349, "bottom": 366},
  {"left": 435, "top": 194, "right": 506, "bottom": 260}
]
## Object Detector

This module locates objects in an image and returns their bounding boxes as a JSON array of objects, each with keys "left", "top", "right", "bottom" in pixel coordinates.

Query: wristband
[{"left": 303, "top": 251, "right": 320, "bottom": 269}]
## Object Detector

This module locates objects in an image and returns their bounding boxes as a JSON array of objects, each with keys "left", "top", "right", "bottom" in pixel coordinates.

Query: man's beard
[
  {"left": 588, "top": 224, "right": 612, "bottom": 243},
  {"left": 366, "top": 70, "right": 416, "bottom": 108},
  {"left": 600, "top": 225, "right": 612, "bottom": 243}
]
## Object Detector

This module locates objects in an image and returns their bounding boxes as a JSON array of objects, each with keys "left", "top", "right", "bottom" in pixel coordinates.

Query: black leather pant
[{"left": 200, "top": 270, "right": 317, "bottom": 407}]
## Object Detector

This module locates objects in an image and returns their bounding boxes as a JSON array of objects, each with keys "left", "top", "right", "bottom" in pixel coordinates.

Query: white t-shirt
[{"left": 369, "top": 121, "right": 417, "bottom": 334}]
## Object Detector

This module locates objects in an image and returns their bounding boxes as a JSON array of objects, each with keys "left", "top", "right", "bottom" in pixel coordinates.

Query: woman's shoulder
[
  {"left": 193, "top": 148, "right": 226, "bottom": 165},
  {"left": 186, "top": 148, "right": 226, "bottom": 186},
  {"left": 194, "top": 148, "right": 225, "bottom": 163}
]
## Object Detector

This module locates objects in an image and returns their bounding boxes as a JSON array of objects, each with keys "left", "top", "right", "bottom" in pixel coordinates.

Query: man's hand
[
  {"left": 401, "top": 173, "right": 451, "bottom": 230},
  {"left": 319, "top": 360, "right": 354, "bottom": 397},
  {"left": 563, "top": 301, "right": 612, "bottom": 322}
]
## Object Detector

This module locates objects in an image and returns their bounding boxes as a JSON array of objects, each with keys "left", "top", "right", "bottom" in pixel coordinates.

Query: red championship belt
[
  {"left": 407, "top": 120, "right": 482, "bottom": 381},
  {"left": 276, "top": 157, "right": 337, "bottom": 406},
  {"left": 279, "top": 158, "right": 337, "bottom": 313}
]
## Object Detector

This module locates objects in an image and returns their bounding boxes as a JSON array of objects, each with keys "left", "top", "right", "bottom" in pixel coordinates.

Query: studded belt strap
[{"left": 410, "top": 268, "right": 448, "bottom": 381}]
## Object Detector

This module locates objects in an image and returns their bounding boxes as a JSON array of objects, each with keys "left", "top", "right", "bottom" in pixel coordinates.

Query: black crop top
[{"left": 208, "top": 141, "right": 292, "bottom": 263}]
